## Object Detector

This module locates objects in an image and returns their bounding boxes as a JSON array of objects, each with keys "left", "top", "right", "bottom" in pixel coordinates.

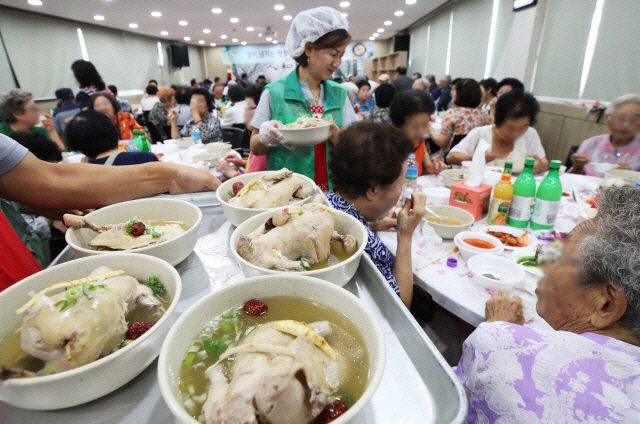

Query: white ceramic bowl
[
  {"left": 65, "top": 198, "right": 202, "bottom": 266},
  {"left": 454, "top": 231, "right": 504, "bottom": 259},
  {"left": 423, "top": 205, "right": 474, "bottom": 239},
  {"left": 279, "top": 121, "right": 331, "bottom": 146},
  {"left": 158, "top": 274, "right": 385, "bottom": 424},
  {"left": 440, "top": 169, "right": 470, "bottom": 187},
  {"left": 176, "top": 137, "right": 193, "bottom": 148},
  {"left": 0, "top": 253, "right": 181, "bottom": 410},
  {"left": 424, "top": 187, "right": 451, "bottom": 205},
  {"left": 604, "top": 168, "right": 640, "bottom": 185},
  {"left": 481, "top": 171, "right": 503, "bottom": 186},
  {"left": 467, "top": 254, "right": 525, "bottom": 291},
  {"left": 591, "top": 162, "right": 619, "bottom": 173},
  {"left": 216, "top": 171, "right": 317, "bottom": 227},
  {"left": 230, "top": 206, "right": 368, "bottom": 287}
]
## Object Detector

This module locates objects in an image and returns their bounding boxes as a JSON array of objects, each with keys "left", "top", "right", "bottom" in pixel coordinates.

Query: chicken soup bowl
[
  {"left": 65, "top": 198, "right": 202, "bottom": 266},
  {"left": 217, "top": 171, "right": 317, "bottom": 227},
  {"left": 230, "top": 205, "right": 368, "bottom": 287},
  {"left": 158, "top": 274, "right": 385, "bottom": 424},
  {"left": 0, "top": 253, "right": 181, "bottom": 410}
]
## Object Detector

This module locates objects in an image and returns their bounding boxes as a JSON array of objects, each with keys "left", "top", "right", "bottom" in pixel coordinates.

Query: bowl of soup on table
[
  {"left": 158, "top": 274, "right": 385, "bottom": 424},
  {"left": 230, "top": 203, "right": 367, "bottom": 287},
  {"left": 423, "top": 205, "right": 474, "bottom": 239},
  {"left": 65, "top": 198, "right": 201, "bottom": 266},
  {"left": 454, "top": 231, "right": 504, "bottom": 259},
  {"left": 467, "top": 254, "right": 525, "bottom": 291},
  {"left": 0, "top": 253, "right": 181, "bottom": 410}
]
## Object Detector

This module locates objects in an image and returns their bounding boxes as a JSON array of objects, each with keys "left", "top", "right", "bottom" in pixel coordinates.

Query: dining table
[{"left": 376, "top": 171, "right": 603, "bottom": 329}]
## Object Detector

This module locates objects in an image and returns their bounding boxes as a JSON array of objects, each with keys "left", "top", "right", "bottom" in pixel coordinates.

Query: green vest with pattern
[{"left": 267, "top": 68, "right": 346, "bottom": 187}]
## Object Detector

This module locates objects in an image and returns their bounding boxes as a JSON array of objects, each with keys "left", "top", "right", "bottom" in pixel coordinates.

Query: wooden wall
[{"left": 534, "top": 100, "right": 609, "bottom": 165}]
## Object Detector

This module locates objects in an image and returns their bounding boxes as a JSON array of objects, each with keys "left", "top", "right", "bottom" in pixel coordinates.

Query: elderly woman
[
  {"left": 412, "top": 77, "right": 430, "bottom": 92},
  {"left": 447, "top": 90, "right": 549, "bottom": 174},
  {"left": 391, "top": 89, "right": 449, "bottom": 175},
  {"left": 88, "top": 92, "right": 146, "bottom": 141},
  {"left": 327, "top": 122, "right": 426, "bottom": 308},
  {"left": 362, "top": 83, "right": 395, "bottom": 123},
  {"left": 250, "top": 7, "right": 358, "bottom": 191},
  {"left": 456, "top": 186, "right": 640, "bottom": 422},
  {"left": 149, "top": 86, "right": 175, "bottom": 140},
  {"left": 0, "top": 89, "right": 64, "bottom": 150},
  {"left": 488, "top": 77, "right": 524, "bottom": 117},
  {"left": 571, "top": 94, "right": 640, "bottom": 177},
  {"left": 169, "top": 88, "right": 223, "bottom": 144},
  {"left": 431, "top": 78, "right": 492, "bottom": 157},
  {"left": 479, "top": 78, "right": 497, "bottom": 113},
  {"left": 353, "top": 80, "right": 375, "bottom": 113}
]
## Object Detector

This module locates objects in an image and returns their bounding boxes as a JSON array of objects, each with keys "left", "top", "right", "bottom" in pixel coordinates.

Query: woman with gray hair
[
  {"left": 455, "top": 185, "right": 640, "bottom": 422},
  {"left": 0, "top": 89, "right": 64, "bottom": 150},
  {"left": 412, "top": 77, "right": 430, "bottom": 91},
  {"left": 571, "top": 93, "right": 640, "bottom": 177}
]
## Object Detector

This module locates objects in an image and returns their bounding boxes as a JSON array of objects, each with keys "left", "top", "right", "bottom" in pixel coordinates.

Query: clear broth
[
  {"left": 309, "top": 240, "right": 356, "bottom": 270},
  {"left": 90, "top": 220, "right": 190, "bottom": 251},
  {"left": 179, "top": 296, "right": 370, "bottom": 422},
  {"left": 425, "top": 216, "right": 463, "bottom": 226},
  {"left": 0, "top": 283, "right": 171, "bottom": 374}
]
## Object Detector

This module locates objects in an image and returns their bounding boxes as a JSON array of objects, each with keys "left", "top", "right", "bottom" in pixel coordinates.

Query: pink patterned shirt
[
  {"left": 577, "top": 134, "right": 640, "bottom": 177},
  {"left": 440, "top": 107, "right": 492, "bottom": 137}
]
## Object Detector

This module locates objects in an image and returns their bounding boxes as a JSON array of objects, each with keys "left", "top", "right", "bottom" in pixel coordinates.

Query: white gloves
[{"left": 259, "top": 120, "right": 288, "bottom": 147}]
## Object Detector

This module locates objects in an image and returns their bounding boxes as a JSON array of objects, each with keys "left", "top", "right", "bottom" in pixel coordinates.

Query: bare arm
[
  {"left": 531, "top": 155, "right": 550, "bottom": 174},
  {"left": 0, "top": 153, "right": 221, "bottom": 210},
  {"left": 250, "top": 129, "right": 270, "bottom": 156},
  {"left": 446, "top": 151, "right": 473, "bottom": 166},
  {"left": 430, "top": 132, "right": 452, "bottom": 149}
]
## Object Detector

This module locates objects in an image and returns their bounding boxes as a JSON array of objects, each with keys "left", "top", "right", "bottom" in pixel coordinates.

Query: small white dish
[
  {"left": 454, "top": 231, "right": 504, "bottom": 259},
  {"left": 590, "top": 162, "right": 619, "bottom": 173},
  {"left": 467, "top": 254, "right": 525, "bottom": 291},
  {"left": 279, "top": 121, "right": 331, "bottom": 146},
  {"left": 424, "top": 186, "right": 451, "bottom": 205},
  {"left": 440, "top": 169, "right": 470, "bottom": 188},
  {"left": 511, "top": 247, "right": 544, "bottom": 277}
]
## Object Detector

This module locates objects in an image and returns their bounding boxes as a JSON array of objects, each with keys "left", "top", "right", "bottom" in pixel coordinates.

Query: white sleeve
[
  {"left": 249, "top": 88, "right": 273, "bottom": 129},
  {"left": 449, "top": 127, "right": 481, "bottom": 155},
  {"left": 525, "top": 128, "right": 546, "bottom": 158}
]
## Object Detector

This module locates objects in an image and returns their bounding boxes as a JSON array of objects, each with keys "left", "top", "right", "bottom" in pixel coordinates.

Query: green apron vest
[
  {"left": 267, "top": 68, "right": 347, "bottom": 188},
  {"left": 0, "top": 200, "right": 50, "bottom": 268}
]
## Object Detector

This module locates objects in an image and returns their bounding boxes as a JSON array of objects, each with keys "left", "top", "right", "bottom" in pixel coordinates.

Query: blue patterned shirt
[{"left": 326, "top": 191, "right": 400, "bottom": 297}]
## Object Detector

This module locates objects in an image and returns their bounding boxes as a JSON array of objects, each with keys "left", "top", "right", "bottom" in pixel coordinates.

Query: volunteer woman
[{"left": 250, "top": 7, "right": 359, "bottom": 191}]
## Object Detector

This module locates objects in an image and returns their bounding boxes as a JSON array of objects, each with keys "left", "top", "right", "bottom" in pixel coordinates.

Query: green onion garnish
[
  {"left": 222, "top": 323, "right": 233, "bottom": 332},
  {"left": 298, "top": 210, "right": 303, "bottom": 215},
  {"left": 42, "top": 363, "right": 54, "bottom": 376},
  {"left": 204, "top": 340, "right": 227, "bottom": 358},
  {"left": 65, "top": 287, "right": 81, "bottom": 301},
  {"left": 248, "top": 243, "right": 254, "bottom": 252},
  {"left": 82, "top": 283, "right": 94, "bottom": 299},
  {"left": 183, "top": 352, "right": 197, "bottom": 367}
]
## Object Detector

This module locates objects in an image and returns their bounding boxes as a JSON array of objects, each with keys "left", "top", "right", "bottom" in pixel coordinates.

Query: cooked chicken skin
[{"left": 228, "top": 168, "right": 315, "bottom": 209}]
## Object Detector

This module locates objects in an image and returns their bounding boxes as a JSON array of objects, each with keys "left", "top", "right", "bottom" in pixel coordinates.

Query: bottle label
[
  {"left": 531, "top": 198, "right": 560, "bottom": 226},
  {"left": 405, "top": 166, "right": 418, "bottom": 180},
  {"left": 488, "top": 198, "right": 511, "bottom": 225},
  {"left": 508, "top": 195, "right": 534, "bottom": 221}
]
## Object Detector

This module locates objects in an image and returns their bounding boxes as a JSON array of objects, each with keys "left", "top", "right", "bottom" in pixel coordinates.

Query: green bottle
[
  {"left": 530, "top": 160, "right": 563, "bottom": 230},
  {"left": 506, "top": 157, "right": 537, "bottom": 228},
  {"left": 139, "top": 130, "right": 151, "bottom": 152},
  {"left": 131, "top": 129, "right": 140, "bottom": 152}
]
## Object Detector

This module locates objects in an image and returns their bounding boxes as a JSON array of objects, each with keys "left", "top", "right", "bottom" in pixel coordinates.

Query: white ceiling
[{"left": 2, "top": 0, "right": 448, "bottom": 46}]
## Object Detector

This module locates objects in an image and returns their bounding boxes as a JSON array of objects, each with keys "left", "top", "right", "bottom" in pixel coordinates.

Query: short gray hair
[
  {"left": 412, "top": 78, "right": 430, "bottom": 90},
  {"left": 605, "top": 93, "right": 640, "bottom": 116},
  {"left": 426, "top": 74, "right": 436, "bottom": 83},
  {"left": 0, "top": 89, "right": 32, "bottom": 123},
  {"left": 439, "top": 75, "right": 451, "bottom": 85},
  {"left": 580, "top": 186, "right": 640, "bottom": 337}
]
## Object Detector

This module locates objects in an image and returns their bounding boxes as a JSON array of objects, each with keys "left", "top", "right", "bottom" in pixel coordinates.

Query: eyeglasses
[{"left": 609, "top": 115, "right": 640, "bottom": 125}]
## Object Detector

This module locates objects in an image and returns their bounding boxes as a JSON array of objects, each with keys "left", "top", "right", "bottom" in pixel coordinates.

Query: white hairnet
[{"left": 285, "top": 7, "right": 349, "bottom": 58}]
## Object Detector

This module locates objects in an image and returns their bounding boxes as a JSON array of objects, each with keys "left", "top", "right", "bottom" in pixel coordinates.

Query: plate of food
[
  {"left": 511, "top": 247, "right": 543, "bottom": 277},
  {"left": 279, "top": 116, "right": 332, "bottom": 146},
  {"left": 486, "top": 226, "right": 537, "bottom": 250}
]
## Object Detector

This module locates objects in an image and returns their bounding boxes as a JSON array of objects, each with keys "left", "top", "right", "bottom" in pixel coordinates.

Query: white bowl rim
[
  {"left": 230, "top": 208, "right": 368, "bottom": 276},
  {"left": 65, "top": 198, "right": 202, "bottom": 255},
  {"left": 1, "top": 253, "right": 182, "bottom": 387},
  {"left": 454, "top": 231, "right": 504, "bottom": 250},
  {"left": 467, "top": 254, "right": 526, "bottom": 283},
  {"left": 280, "top": 120, "right": 332, "bottom": 131},
  {"left": 216, "top": 171, "right": 317, "bottom": 213},
  {"left": 424, "top": 206, "right": 474, "bottom": 228},
  {"left": 158, "top": 274, "right": 385, "bottom": 424}
]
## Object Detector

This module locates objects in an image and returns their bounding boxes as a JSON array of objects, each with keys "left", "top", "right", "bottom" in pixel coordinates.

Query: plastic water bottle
[
  {"left": 530, "top": 160, "right": 563, "bottom": 230},
  {"left": 635, "top": 176, "right": 640, "bottom": 188},
  {"left": 405, "top": 153, "right": 418, "bottom": 191},
  {"left": 191, "top": 127, "right": 202, "bottom": 145},
  {"left": 507, "top": 157, "right": 536, "bottom": 228}
]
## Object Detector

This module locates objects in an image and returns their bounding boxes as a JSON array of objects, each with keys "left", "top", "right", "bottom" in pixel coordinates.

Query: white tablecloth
[{"left": 377, "top": 172, "right": 601, "bottom": 329}]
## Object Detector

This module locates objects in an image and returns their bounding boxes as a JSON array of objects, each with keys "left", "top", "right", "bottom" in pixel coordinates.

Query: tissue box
[{"left": 449, "top": 181, "right": 492, "bottom": 221}]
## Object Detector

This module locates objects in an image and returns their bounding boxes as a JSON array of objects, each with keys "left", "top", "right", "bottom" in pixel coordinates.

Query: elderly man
[
  {"left": 426, "top": 74, "right": 440, "bottom": 100},
  {"left": 435, "top": 75, "right": 452, "bottom": 111},
  {"left": 455, "top": 186, "right": 640, "bottom": 423},
  {"left": 412, "top": 72, "right": 422, "bottom": 81},
  {"left": 391, "top": 66, "right": 414, "bottom": 93},
  {"left": 212, "top": 84, "right": 228, "bottom": 110}
]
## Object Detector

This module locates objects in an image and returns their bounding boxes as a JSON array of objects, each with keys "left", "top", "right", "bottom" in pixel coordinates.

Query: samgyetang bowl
[
  {"left": 230, "top": 206, "right": 368, "bottom": 287},
  {"left": 158, "top": 274, "right": 385, "bottom": 424},
  {"left": 65, "top": 198, "right": 202, "bottom": 266},
  {"left": 0, "top": 253, "right": 181, "bottom": 410},
  {"left": 216, "top": 171, "right": 317, "bottom": 227}
]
